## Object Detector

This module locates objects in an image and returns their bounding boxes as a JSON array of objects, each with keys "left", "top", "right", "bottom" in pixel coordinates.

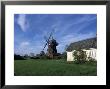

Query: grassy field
[{"left": 14, "top": 59, "right": 97, "bottom": 76}]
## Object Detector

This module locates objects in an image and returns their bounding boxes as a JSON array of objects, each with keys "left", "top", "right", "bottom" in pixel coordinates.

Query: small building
[
  {"left": 83, "top": 48, "right": 97, "bottom": 61},
  {"left": 66, "top": 50, "right": 75, "bottom": 62},
  {"left": 67, "top": 48, "right": 97, "bottom": 62}
]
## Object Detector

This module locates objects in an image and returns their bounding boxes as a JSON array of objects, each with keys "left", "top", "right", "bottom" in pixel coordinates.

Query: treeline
[
  {"left": 14, "top": 54, "right": 25, "bottom": 60},
  {"left": 14, "top": 52, "right": 67, "bottom": 60},
  {"left": 66, "top": 37, "right": 97, "bottom": 51}
]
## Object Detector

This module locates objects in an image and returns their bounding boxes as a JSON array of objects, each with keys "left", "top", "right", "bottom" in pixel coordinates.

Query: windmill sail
[
  {"left": 42, "top": 29, "right": 54, "bottom": 51},
  {"left": 41, "top": 28, "right": 58, "bottom": 59},
  {"left": 42, "top": 43, "right": 47, "bottom": 51}
]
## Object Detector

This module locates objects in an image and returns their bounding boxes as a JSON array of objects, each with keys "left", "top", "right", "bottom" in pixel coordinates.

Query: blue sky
[{"left": 14, "top": 14, "right": 97, "bottom": 55}]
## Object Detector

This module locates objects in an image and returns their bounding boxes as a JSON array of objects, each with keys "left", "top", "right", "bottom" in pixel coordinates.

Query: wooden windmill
[{"left": 42, "top": 29, "right": 58, "bottom": 59}]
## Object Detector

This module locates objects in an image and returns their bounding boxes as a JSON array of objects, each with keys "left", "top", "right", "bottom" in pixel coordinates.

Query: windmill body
[
  {"left": 42, "top": 29, "right": 58, "bottom": 59},
  {"left": 47, "top": 38, "right": 58, "bottom": 58}
]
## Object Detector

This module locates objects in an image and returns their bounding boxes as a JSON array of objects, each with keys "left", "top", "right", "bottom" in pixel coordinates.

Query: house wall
[
  {"left": 67, "top": 48, "right": 97, "bottom": 61},
  {"left": 83, "top": 48, "right": 97, "bottom": 61},
  {"left": 67, "top": 51, "right": 74, "bottom": 61}
]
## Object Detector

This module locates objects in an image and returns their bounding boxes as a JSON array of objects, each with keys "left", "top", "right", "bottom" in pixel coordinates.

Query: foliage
[
  {"left": 61, "top": 52, "right": 67, "bottom": 59},
  {"left": 87, "top": 57, "right": 96, "bottom": 62},
  {"left": 73, "top": 49, "right": 87, "bottom": 64},
  {"left": 14, "top": 54, "right": 25, "bottom": 60},
  {"left": 30, "top": 53, "right": 35, "bottom": 57},
  {"left": 23, "top": 54, "right": 29, "bottom": 59},
  {"left": 34, "top": 52, "right": 67, "bottom": 60},
  {"left": 40, "top": 55, "right": 49, "bottom": 59},
  {"left": 40, "top": 51, "right": 45, "bottom": 56},
  {"left": 14, "top": 59, "right": 97, "bottom": 76}
]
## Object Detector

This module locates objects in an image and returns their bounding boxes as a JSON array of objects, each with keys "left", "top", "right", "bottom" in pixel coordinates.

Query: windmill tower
[{"left": 42, "top": 29, "right": 58, "bottom": 59}]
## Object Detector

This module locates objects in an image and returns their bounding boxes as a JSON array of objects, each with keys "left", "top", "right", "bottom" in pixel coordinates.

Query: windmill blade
[
  {"left": 42, "top": 35, "right": 51, "bottom": 51},
  {"left": 42, "top": 29, "right": 55, "bottom": 51},
  {"left": 48, "top": 32, "right": 53, "bottom": 40},
  {"left": 44, "top": 36, "right": 49, "bottom": 43},
  {"left": 42, "top": 42, "right": 47, "bottom": 51},
  {"left": 47, "top": 29, "right": 55, "bottom": 41}
]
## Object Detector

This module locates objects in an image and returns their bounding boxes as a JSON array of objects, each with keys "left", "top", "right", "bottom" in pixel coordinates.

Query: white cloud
[
  {"left": 15, "top": 41, "right": 44, "bottom": 55},
  {"left": 60, "top": 32, "right": 95, "bottom": 44},
  {"left": 20, "top": 42, "right": 30, "bottom": 47},
  {"left": 17, "top": 14, "right": 29, "bottom": 32},
  {"left": 57, "top": 32, "right": 96, "bottom": 53}
]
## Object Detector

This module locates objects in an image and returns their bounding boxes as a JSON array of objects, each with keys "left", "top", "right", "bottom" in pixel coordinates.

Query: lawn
[{"left": 14, "top": 59, "right": 97, "bottom": 76}]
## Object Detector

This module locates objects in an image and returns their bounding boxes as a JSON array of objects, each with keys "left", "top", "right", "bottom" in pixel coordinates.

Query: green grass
[{"left": 14, "top": 59, "right": 97, "bottom": 76}]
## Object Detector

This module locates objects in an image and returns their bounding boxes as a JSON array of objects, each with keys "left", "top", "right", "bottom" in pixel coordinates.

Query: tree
[
  {"left": 24, "top": 54, "right": 29, "bottom": 58},
  {"left": 65, "top": 45, "right": 69, "bottom": 51},
  {"left": 40, "top": 51, "right": 45, "bottom": 56},
  {"left": 30, "top": 53, "right": 34, "bottom": 57},
  {"left": 14, "top": 54, "right": 25, "bottom": 60},
  {"left": 61, "top": 52, "right": 67, "bottom": 59}
]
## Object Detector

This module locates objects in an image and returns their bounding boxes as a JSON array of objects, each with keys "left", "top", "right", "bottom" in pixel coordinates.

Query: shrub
[
  {"left": 14, "top": 54, "right": 25, "bottom": 60},
  {"left": 87, "top": 57, "right": 96, "bottom": 62},
  {"left": 73, "top": 49, "right": 87, "bottom": 64},
  {"left": 61, "top": 52, "right": 67, "bottom": 59}
]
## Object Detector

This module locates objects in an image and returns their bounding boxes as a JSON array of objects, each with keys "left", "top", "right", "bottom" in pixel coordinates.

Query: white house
[
  {"left": 67, "top": 48, "right": 97, "bottom": 62},
  {"left": 83, "top": 48, "right": 97, "bottom": 61},
  {"left": 66, "top": 51, "right": 75, "bottom": 62}
]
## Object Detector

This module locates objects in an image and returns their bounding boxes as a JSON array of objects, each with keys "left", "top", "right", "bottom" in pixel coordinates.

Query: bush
[
  {"left": 14, "top": 54, "right": 25, "bottom": 60},
  {"left": 40, "top": 55, "right": 50, "bottom": 59},
  {"left": 87, "top": 57, "right": 96, "bottom": 62},
  {"left": 61, "top": 52, "right": 67, "bottom": 59},
  {"left": 73, "top": 49, "right": 87, "bottom": 64}
]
